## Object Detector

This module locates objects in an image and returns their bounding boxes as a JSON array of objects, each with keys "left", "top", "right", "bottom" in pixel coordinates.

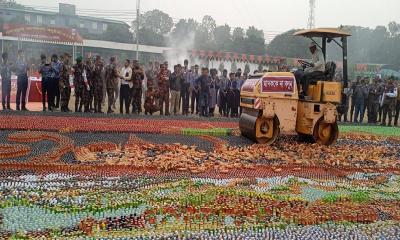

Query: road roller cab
[{"left": 240, "top": 28, "right": 351, "bottom": 146}]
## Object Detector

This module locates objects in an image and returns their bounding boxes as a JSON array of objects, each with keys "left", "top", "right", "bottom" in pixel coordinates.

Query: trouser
[
  {"left": 159, "top": 90, "right": 170, "bottom": 115},
  {"left": 16, "top": 74, "right": 28, "bottom": 109},
  {"left": 106, "top": 88, "right": 115, "bottom": 112},
  {"left": 181, "top": 84, "right": 190, "bottom": 114},
  {"left": 363, "top": 100, "right": 368, "bottom": 118},
  {"left": 354, "top": 102, "right": 364, "bottom": 123},
  {"left": 89, "top": 85, "right": 94, "bottom": 109},
  {"left": 191, "top": 89, "right": 199, "bottom": 114},
  {"left": 48, "top": 78, "right": 59, "bottom": 109},
  {"left": 60, "top": 86, "right": 71, "bottom": 111},
  {"left": 235, "top": 89, "right": 241, "bottom": 116},
  {"left": 1, "top": 79, "right": 11, "bottom": 109},
  {"left": 41, "top": 80, "right": 49, "bottom": 109},
  {"left": 170, "top": 89, "right": 181, "bottom": 114},
  {"left": 368, "top": 101, "right": 379, "bottom": 124},
  {"left": 382, "top": 101, "right": 395, "bottom": 126},
  {"left": 350, "top": 99, "right": 355, "bottom": 122},
  {"left": 131, "top": 88, "right": 142, "bottom": 113},
  {"left": 75, "top": 86, "right": 84, "bottom": 112},
  {"left": 378, "top": 106, "right": 383, "bottom": 122},
  {"left": 119, "top": 84, "right": 130, "bottom": 114},
  {"left": 93, "top": 85, "right": 104, "bottom": 112},
  {"left": 395, "top": 100, "right": 400, "bottom": 125},
  {"left": 226, "top": 91, "right": 234, "bottom": 117},
  {"left": 199, "top": 91, "right": 209, "bottom": 117},
  {"left": 112, "top": 81, "right": 120, "bottom": 107},
  {"left": 54, "top": 81, "right": 60, "bottom": 108},
  {"left": 83, "top": 87, "right": 91, "bottom": 112},
  {"left": 219, "top": 92, "right": 228, "bottom": 116}
]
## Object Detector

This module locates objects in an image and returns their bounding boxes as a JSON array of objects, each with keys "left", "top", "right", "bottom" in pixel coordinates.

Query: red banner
[
  {"left": 261, "top": 77, "right": 295, "bottom": 93},
  {"left": 3, "top": 24, "right": 83, "bottom": 43}
]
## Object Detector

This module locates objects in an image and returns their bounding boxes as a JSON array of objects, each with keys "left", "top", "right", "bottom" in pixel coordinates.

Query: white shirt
[
  {"left": 305, "top": 49, "right": 326, "bottom": 73},
  {"left": 120, "top": 66, "right": 133, "bottom": 87}
]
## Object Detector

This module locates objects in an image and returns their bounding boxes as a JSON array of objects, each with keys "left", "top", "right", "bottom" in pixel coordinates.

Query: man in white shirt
[
  {"left": 305, "top": 42, "right": 326, "bottom": 74},
  {"left": 119, "top": 59, "right": 133, "bottom": 114},
  {"left": 295, "top": 42, "right": 326, "bottom": 96}
]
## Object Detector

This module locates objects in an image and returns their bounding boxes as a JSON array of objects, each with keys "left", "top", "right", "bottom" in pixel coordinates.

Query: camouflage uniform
[
  {"left": 381, "top": 82, "right": 397, "bottom": 126},
  {"left": 157, "top": 69, "right": 170, "bottom": 115},
  {"left": 59, "top": 61, "right": 71, "bottom": 112},
  {"left": 92, "top": 62, "right": 104, "bottom": 113},
  {"left": 83, "top": 64, "right": 92, "bottom": 112},
  {"left": 131, "top": 68, "right": 144, "bottom": 114},
  {"left": 367, "top": 82, "right": 383, "bottom": 124},
  {"left": 73, "top": 63, "right": 85, "bottom": 112},
  {"left": 144, "top": 88, "right": 160, "bottom": 115},
  {"left": 105, "top": 63, "right": 119, "bottom": 113}
]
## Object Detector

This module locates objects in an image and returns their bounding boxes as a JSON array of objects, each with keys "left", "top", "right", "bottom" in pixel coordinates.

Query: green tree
[
  {"left": 132, "top": 9, "right": 173, "bottom": 46},
  {"left": 0, "top": 0, "right": 28, "bottom": 9},
  {"left": 214, "top": 24, "right": 232, "bottom": 52},
  {"left": 232, "top": 27, "right": 245, "bottom": 53},
  {"left": 245, "top": 26, "right": 266, "bottom": 55},
  {"left": 267, "top": 29, "right": 309, "bottom": 58},
  {"left": 388, "top": 21, "right": 400, "bottom": 37},
  {"left": 102, "top": 24, "right": 132, "bottom": 43},
  {"left": 170, "top": 18, "right": 198, "bottom": 42}
]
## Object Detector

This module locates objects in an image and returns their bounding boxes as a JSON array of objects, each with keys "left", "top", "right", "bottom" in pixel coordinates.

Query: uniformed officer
[
  {"left": 105, "top": 57, "right": 119, "bottom": 114},
  {"left": 157, "top": 63, "right": 170, "bottom": 116},
  {"left": 15, "top": 49, "right": 29, "bottom": 111},
  {"left": 367, "top": 77, "right": 384, "bottom": 124},
  {"left": 381, "top": 78, "right": 398, "bottom": 126},
  {"left": 131, "top": 60, "right": 144, "bottom": 114},
  {"left": 49, "top": 54, "right": 61, "bottom": 111},
  {"left": 1, "top": 52, "right": 12, "bottom": 111},
  {"left": 72, "top": 56, "right": 85, "bottom": 112},
  {"left": 83, "top": 58, "right": 93, "bottom": 113},
  {"left": 395, "top": 83, "right": 400, "bottom": 126},
  {"left": 59, "top": 53, "right": 72, "bottom": 112},
  {"left": 39, "top": 54, "right": 51, "bottom": 111},
  {"left": 144, "top": 82, "right": 160, "bottom": 115},
  {"left": 92, "top": 56, "right": 104, "bottom": 113}
]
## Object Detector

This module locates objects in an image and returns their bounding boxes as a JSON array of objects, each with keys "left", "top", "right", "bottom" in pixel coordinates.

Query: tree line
[
  {"left": 132, "top": 10, "right": 266, "bottom": 55},
  {"left": 268, "top": 23, "right": 400, "bottom": 68}
]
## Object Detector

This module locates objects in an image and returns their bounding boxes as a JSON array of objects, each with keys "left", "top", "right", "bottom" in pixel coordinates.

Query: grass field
[{"left": 340, "top": 125, "right": 400, "bottom": 137}]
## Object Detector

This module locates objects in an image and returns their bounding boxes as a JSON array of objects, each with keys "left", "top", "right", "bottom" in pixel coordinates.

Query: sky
[{"left": 17, "top": 0, "right": 400, "bottom": 40}]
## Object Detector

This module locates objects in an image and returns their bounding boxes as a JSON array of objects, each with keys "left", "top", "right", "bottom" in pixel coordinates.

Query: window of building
[
  {"left": 50, "top": 19, "right": 56, "bottom": 25},
  {"left": 92, "top": 22, "right": 97, "bottom": 30},
  {"left": 79, "top": 22, "right": 85, "bottom": 28},
  {"left": 102, "top": 23, "right": 108, "bottom": 31},
  {"left": 24, "top": 14, "right": 31, "bottom": 22},
  {"left": 37, "top": 15, "right": 43, "bottom": 24}
]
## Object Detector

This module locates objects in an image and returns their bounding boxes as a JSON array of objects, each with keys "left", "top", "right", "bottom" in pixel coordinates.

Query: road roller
[{"left": 239, "top": 28, "right": 351, "bottom": 146}]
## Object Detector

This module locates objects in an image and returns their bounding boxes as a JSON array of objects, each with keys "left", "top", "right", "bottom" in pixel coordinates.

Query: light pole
[{"left": 136, "top": 0, "right": 140, "bottom": 61}]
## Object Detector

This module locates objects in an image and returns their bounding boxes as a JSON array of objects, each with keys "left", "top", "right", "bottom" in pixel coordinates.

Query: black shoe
[
  {"left": 43, "top": 107, "right": 47, "bottom": 112},
  {"left": 107, "top": 109, "right": 114, "bottom": 114},
  {"left": 16, "top": 106, "right": 20, "bottom": 111},
  {"left": 7, "top": 106, "right": 12, "bottom": 111},
  {"left": 21, "top": 107, "right": 29, "bottom": 111}
]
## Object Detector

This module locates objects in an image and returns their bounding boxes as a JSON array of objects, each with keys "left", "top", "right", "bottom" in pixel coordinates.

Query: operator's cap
[{"left": 309, "top": 42, "right": 317, "bottom": 48}]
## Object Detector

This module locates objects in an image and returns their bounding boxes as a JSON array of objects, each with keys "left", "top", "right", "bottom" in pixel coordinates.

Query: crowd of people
[
  {"left": 1, "top": 49, "right": 399, "bottom": 127},
  {"left": 339, "top": 76, "right": 400, "bottom": 127},
  {"left": 1, "top": 50, "right": 247, "bottom": 118}
]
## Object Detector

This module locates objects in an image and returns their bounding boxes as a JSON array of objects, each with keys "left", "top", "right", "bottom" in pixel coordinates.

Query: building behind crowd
[{"left": 0, "top": 3, "right": 166, "bottom": 65}]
